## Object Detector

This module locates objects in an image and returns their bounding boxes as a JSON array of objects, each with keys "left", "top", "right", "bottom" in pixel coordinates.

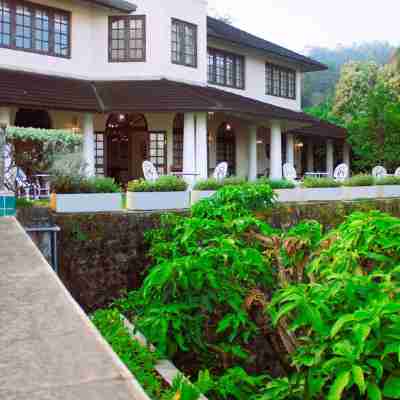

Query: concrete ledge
[{"left": 0, "top": 217, "right": 149, "bottom": 400}]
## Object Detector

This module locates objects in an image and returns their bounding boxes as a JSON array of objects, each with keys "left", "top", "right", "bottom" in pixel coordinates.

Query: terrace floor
[{"left": 0, "top": 217, "right": 147, "bottom": 400}]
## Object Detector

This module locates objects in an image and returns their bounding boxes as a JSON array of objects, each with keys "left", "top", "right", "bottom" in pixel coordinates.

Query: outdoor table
[{"left": 304, "top": 172, "right": 330, "bottom": 178}]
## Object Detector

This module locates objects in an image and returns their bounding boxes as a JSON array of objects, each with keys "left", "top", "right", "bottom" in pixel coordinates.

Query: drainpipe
[{"left": 0, "top": 123, "right": 6, "bottom": 191}]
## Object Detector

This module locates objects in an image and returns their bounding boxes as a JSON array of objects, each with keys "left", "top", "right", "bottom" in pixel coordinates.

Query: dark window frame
[
  {"left": 208, "top": 47, "right": 245, "bottom": 90},
  {"left": 265, "top": 62, "right": 297, "bottom": 100},
  {"left": 149, "top": 130, "right": 167, "bottom": 175},
  {"left": 0, "top": 0, "right": 71, "bottom": 58},
  {"left": 108, "top": 14, "right": 146, "bottom": 63},
  {"left": 171, "top": 18, "right": 197, "bottom": 68}
]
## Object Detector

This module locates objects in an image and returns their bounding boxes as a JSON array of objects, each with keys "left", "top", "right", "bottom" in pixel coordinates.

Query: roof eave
[{"left": 83, "top": 0, "right": 136, "bottom": 13}]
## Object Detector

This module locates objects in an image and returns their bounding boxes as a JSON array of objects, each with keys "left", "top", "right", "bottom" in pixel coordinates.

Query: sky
[{"left": 208, "top": 0, "right": 400, "bottom": 54}]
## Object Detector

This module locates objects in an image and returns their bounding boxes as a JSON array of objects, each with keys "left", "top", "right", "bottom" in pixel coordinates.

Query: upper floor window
[
  {"left": 208, "top": 48, "right": 245, "bottom": 89},
  {"left": 171, "top": 18, "right": 197, "bottom": 68},
  {"left": 109, "top": 15, "right": 145, "bottom": 62},
  {"left": 265, "top": 63, "right": 296, "bottom": 99},
  {"left": 0, "top": 0, "right": 70, "bottom": 58}
]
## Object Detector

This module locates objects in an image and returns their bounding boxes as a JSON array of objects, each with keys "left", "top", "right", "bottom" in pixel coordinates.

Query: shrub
[
  {"left": 343, "top": 174, "right": 375, "bottom": 187},
  {"left": 257, "top": 177, "right": 296, "bottom": 189},
  {"left": 193, "top": 177, "right": 247, "bottom": 191},
  {"left": 127, "top": 175, "right": 188, "bottom": 192},
  {"left": 374, "top": 175, "right": 400, "bottom": 185},
  {"left": 302, "top": 177, "right": 341, "bottom": 188},
  {"left": 51, "top": 176, "right": 121, "bottom": 194}
]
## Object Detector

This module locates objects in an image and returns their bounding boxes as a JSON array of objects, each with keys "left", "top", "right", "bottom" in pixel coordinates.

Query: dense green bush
[
  {"left": 193, "top": 177, "right": 247, "bottom": 191},
  {"left": 375, "top": 175, "right": 400, "bottom": 185},
  {"left": 302, "top": 177, "right": 341, "bottom": 188},
  {"left": 97, "top": 182, "right": 400, "bottom": 400},
  {"left": 52, "top": 176, "right": 121, "bottom": 194},
  {"left": 128, "top": 176, "right": 188, "bottom": 192},
  {"left": 343, "top": 174, "right": 375, "bottom": 187},
  {"left": 257, "top": 177, "right": 296, "bottom": 189}
]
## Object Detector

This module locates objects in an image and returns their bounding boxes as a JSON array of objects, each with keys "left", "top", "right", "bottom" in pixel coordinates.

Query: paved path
[{"left": 0, "top": 217, "right": 149, "bottom": 400}]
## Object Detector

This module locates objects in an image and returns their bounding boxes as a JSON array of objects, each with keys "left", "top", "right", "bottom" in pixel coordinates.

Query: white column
[
  {"left": 0, "top": 108, "right": 11, "bottom": 191},
  {"left": 248, "top": 125, "right": 258, "bottom": 181},
  {"left": 343, "top": 142, "right": 351, "bottom": 168},
  {"left": 195, "top": 112, "right": 208, "bottom": 180},
  {"left": 286, "top": 133, "right": 295, "bottom": 167},
  {"left": 307, "top": 139, "right": 314, "bottom": 172},
  {"left": 326, "top": 139, "right": 334, "bottom": 176},
  {"left": 270, "top": 120, "right": 282, "bottom": 180},
  {"left": 183, "top": 113, "right": 196, "bottom": 185},
  {"left": 82, "top": 113, "right": 95, "bottom": 177}
]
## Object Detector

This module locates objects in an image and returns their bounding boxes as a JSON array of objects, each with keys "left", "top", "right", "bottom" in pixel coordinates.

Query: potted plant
[
  {"left": 127, "top": 176, "right": 189, "bottom": 211},
  {"left": 191, "top": 177, "right": 246, "bottom": 204},
  {"left": 50, "top": 175, "right": 122, "bottom": 213}
]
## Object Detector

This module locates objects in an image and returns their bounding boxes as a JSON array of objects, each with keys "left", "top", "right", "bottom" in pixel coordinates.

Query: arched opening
[
  {"left": 172, "top": 113, "right": 184, "bottom": 172},
  {"left": 217, "top": 122, "right": 236, "bottom": 175},
  {"left": 106, "top": 113, "right": 148, "bottom": 184},
  {"left": 13, "top": 109, "right": 52, "bottom": 176}
]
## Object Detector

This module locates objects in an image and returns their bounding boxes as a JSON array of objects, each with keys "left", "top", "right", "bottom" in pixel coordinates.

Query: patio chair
[
  {"left": 14, "top": 168, "right": 40, "bottom": 200},
  {"left": 213, "top": 162, "right": 228, "bottom": 182},
  {"left": 372, "top": 166, "right": 387, "bottom": 179},
  {"left": 142, "top": 161, "right": 159, "bottom": 182},
  {"left": 282, "top": 163, "right": 299, "bottom": 184},
  {"left": 395, "top": 167, "right": 400, "bottom": 177},
  {"left": 333, "top": 163, "right": 349, "bottom": 182}
]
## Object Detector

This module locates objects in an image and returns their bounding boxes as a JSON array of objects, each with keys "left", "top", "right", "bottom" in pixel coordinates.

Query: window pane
[
  {"left": 54, "top": 13, "right": 69, "bottom": 56},
  {"left": 34, "top": 9, "right": 49, "bottom": 52},
  {"left": 272, "top": 67, "right": 280, "bottom": 96},
  {"left": 207, "top": 52, "right": 215, "bottom": 83},
  {"left": 171, "top": 19, "right": 197, "bottom": 67},
  {"left": 0, "top": 0, "right": 11, "bottom": 46},
  {"left": 16, "top": 5, "right": 32, "bottom": 49}
]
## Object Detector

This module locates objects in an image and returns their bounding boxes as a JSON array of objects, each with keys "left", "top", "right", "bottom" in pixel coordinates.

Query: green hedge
[
  {"left": 52, "top": 176, "right": 121, "bottom": 194},
  {"left": 302, "top": 177, "right": 341, "bottom": 188},
  {"left": 343, "top": 174, "right": 375, "bottom": 187},
  {"left": 193, "top": 177, "right": 247, "bottom": 191},
  {"left": 128, "top": 175, "right": 188, "bottom": 192}
]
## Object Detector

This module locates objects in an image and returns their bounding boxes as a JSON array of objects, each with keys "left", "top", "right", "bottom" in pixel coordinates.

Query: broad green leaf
[
  {"left": 367, "top": 383, "right": 382, "bottom": 400},
  {"left": 327, "top": 370, "right": 350, "bottom": 400},
  {"left": 383, "top": 376, "right": 400, "bottom": 399},
  {"left": 331, "top": 314, "right": 355, "bottom": 338},
  {"left": 352, "top": 365, "right": 366, "bottom": 395},
  {"left": 367, "top": 359, "right": 384, "bottom": 380}
]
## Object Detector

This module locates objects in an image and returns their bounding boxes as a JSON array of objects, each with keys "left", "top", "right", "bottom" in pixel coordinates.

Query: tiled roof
[
  {"left": 207, "top": 17, "right": 327, "bottom": 72},
  {"left": 287, "top": 120, "right": 347, "bottom": 139},
  {"left": 0, "top": 69, "right": 100, "bottom": 112},
  {"left": 84, "top": 0, "right": 136, "bottom": 12},
  {"left": 0, "top": 68, "right": 324, "bottom": 128}
]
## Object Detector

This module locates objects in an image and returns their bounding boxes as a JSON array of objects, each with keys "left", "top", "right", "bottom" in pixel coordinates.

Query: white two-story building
[{"left": 0, "top": 0, "right": 349, "bottom": 182}]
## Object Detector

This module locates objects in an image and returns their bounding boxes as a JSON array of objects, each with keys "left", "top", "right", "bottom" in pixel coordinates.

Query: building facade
[{"left": 0, "top": 0, "right": 349, "bottom": 182}]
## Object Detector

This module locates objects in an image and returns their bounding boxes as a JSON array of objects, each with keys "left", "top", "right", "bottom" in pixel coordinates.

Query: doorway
[{"left": 105, "top": 113, "right": 149, "bottom": 184}]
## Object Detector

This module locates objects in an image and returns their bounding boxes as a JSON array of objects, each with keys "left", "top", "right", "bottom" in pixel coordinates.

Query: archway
[
  {"left": 106, "top": 113, "right": 148, "bottom": 184},
  {"left": 217, "top": 122, "right": 236, "bottom": 175}
]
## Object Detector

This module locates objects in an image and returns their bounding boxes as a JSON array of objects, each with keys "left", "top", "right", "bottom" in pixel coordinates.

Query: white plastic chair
[
  {"left": 15, "top": 168, "right": 39, "bottom": 200},
  {"left": 394, "top": 167, "right": 400, "bottom": 177},
  {"left": 372, "top": 166, "right": 387, "bottom": 179},
  {"left": 333, "top": 164, "right": 349, "bottom": 182},
  {"left": 213, "top": 162, "right": 228, "bottom": 182},
  {"left": 283, "top": 163, "right": 298, "bottom": 183},
  {"left": 142, "top": 161, "right": 159, "bottom": 182}
]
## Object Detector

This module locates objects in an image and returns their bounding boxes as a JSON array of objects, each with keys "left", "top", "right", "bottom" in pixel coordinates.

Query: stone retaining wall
[{"left": 17, "top": 198, "right": 400, "bottom": 311}]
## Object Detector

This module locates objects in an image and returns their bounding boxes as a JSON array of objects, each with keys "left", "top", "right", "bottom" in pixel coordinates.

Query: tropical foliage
[{"left": 97, "top": 184, "right": 400, "bottom": 400}]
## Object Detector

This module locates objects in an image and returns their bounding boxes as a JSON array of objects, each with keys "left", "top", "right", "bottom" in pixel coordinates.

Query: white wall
[
  {"left": 207, "top": 38, "right": 302, "bottom": 111},
  {"left": 0, "top": 0, "right": 207, "bottom": 84}
]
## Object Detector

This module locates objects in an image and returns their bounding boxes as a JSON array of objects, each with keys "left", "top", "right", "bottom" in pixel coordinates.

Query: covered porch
[{"left": 0, "top": 69, "right": 348, "bottom": 185}]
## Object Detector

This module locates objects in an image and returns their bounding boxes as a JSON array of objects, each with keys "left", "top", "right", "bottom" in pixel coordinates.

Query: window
[
  {"left": 0, "top": 0, "right": 70, "bottom": 57},
  {"left": 172, "top": 113, "right": 184, "bottom": 172},
  {"left": 208, "top": 48, "right": 245, "bottom": 89},
  {"left": 94, "top": 132, "right": 105, "bottom": 177},
  {"left": 109, "top": 15, "right": 145, "bottom": 62},
  {"left": 265, "top": 63, "right": 296, "bottom": 99},
  {"left": 217, "top": 122, "right": 236, "bottom": 175},
  {"left": 171, "top": 18, "right": 197, "bottom": 67},
  {"left": 149, "top": 131, "right": 167, "bottom": 174}
]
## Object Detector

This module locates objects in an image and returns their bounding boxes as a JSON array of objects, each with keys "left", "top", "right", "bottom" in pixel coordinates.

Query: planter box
[
  {"left": 127, "top": 191, "right": 190, "bottom": 211},
  {"left": 191, "top": 190, "right": 216, "bottom": 205},
  {"left": 51, "top": 193, "right": 123, "bottom": 213},
  {"left": 0, "top": 191, "right": 15, "bottom": 216},
  {"left": 275, "top": 185, "right": 400, "bottom": 203}
]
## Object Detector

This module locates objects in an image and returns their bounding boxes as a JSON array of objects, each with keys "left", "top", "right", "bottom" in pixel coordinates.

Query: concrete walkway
[{"left": 0, "top": 217, "right": 149, "bottom": 400}]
